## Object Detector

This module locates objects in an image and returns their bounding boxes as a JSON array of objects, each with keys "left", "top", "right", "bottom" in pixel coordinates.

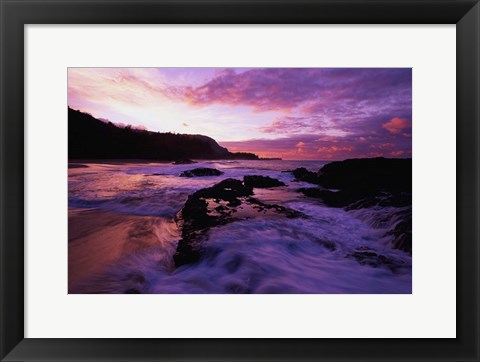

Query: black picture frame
[{"left": 1, "top": 0, "right": 479, "bottom": 361}]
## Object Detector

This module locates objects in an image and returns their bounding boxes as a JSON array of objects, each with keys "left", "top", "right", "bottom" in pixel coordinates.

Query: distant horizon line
[{"left": 68, "top": 156, "right": 412, "bottom": 163}]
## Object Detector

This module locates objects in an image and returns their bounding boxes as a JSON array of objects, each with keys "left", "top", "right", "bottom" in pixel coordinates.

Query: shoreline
[
  {"left": 67, "top": 158, "right": 288, "bottom": 167},
  {"left": 68, "top": 207, "right": 178, "bottom": 293},
  {"left": 69, "top": 159, "right": 172, "bottom": 165}
]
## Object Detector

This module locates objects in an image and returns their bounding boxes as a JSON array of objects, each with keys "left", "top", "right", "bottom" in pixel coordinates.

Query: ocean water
[{"left": 68, "top": 160, "right": 412, "bottom": 294}]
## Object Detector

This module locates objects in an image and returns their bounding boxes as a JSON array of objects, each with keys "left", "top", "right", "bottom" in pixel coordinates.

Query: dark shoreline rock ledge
[
  {"left": 294, "top": 158, "right": 412, "bottom": 254},
  {"left": 173, "top": 176, "right": 302, "bottom": 266},
  {"left": 243, "top": 175, "right": 285, "bottom": 188},
  {"left": 180, "top": 168, "right": 224, "bottom": 177},
  {"left": 293, "top": 158, "right": 412, "bottom": 207}
]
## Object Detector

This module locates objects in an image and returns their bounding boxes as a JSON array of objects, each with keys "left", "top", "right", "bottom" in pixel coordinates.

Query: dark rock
[
  {"left": 291, "top": 167, "right": 320, "bottom": 184},
  {"left": 173, "top": 159, "right": 197, "bottom": 165},
  {"left": 295, "top": 158, "right": 413, "bottom": 258},
  {"left": 345, "top": 196, "right": 383, "bottom": 210},
  {"left": 297, "top": 158, "right": 412, "bottom": 211},
  {"left": 243, "top": 175, "right": 285, "bottom": 188},
  {"left": 299, "top": 187, "right": 412, "bottom": 211},
  {"left": 386, "top": 218, "right": 412, "bottom": 254},
  {"left": 317, "top": 157, "right": 412, "bottom": 193},
  {"left": 180, "top": 167, "right": 224, "bottom": 177},
  {"left": 195, "top": 178, "right": 253, "bottom": 205},
  {"left": 347, "top": 250, "right": 404, "bottom": 271},
  {"left": 246, "top": 197, "right": 303, "bottom": 218},
  {"left": 174, "top": 179, "right": 253, "bottom": 266},
  {"left": 378, "top": 192, "right": 412, "bottom": 208},
  {"left": 345, "top": 192, "right": 412, "bottom": 210},
  {"left": 173, "top": 178, "right": 304, "bottom": 267}
]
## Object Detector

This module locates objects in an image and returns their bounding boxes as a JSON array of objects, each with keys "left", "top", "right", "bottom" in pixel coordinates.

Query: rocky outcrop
[
  {"left": 297, "top": 158, "right": 412, "bottom": 208},
  {"left": 297, "top": 158, "right": 412, "bottom": 255},
  {"left": 317, "top": 157, "right": 412, "bottom": 192},
  {"left": 179, "top": 168, "right": 223, "bottom": 177},
  {"left": 291, "top": 167, "right": 320, "bottom": 184},
  {"left": 173, "top": 178, "right": 303, "bottom": 266},
  {"left": 299, "top": 188, "right": 412, "bottom": 210},
  {"left": 345, "top": 192, "right": 412, "bottom": 210},
  {"left": 243, "top": 175, "right": 285, "bottom": 188},
  {"left": 292, "top": 157, "right": 411, "bottom": 189},
  {"left": 385, "top": 218, "right": 412, "bottom": 254}
]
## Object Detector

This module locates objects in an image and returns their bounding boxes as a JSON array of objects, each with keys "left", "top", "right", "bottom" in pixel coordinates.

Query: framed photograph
[{"left": 1, "top": 0, "right": 478, "bottom": 361}]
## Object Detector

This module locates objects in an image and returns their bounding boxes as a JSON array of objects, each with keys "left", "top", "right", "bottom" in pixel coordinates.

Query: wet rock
[
  {"left": 297, "top": 158, "right": 412, "bottom": 212},
  {"left": 317, "top": 157, "right": 412, "bottom": 193},
  {"left": 291, "top": 167, "right": 320, "bottom": 184},
  {"left": 243, "top": 175, "right": 285, "bottom": 188},
  {"left": 174, "top": 179, "right": 253, "bottom": 266},
  {"left": 378, "top": 193, "right": 412, "bottom": 208},
  {"left": 246, "top": 197, "right": 303, "bottom": 218},
  {"left": 345, "top": 192, "right": 412, "bottom": 210},
  {"left": 347, "top": 249, "right": 404, "bottom": 272},
  {"left": 344, "top": 196, "right": 382, "bottom": 210},
  {"left": 173, "top": 178, "right": 304, "bottom": 267},
  {"left": 386, "top": 218, "right": 412, "bottom": 254},
  {"left": 180, "top": 167, "right": 223, "bottom": 177},
  {"left": 195, "top": 178, "right": 253, "bottom": 205}
]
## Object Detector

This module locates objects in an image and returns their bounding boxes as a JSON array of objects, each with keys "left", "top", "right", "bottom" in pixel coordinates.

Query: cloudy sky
[{"left": 68, "top": 67, "right": 412, "bottom": 160}]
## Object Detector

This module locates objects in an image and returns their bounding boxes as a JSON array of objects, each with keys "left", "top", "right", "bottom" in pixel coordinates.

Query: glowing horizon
[{"left": 68, "top": 67, "right": 412, "bottom": 160}]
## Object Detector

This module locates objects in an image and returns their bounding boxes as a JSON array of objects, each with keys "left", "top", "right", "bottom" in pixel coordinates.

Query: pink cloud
[
  {"left": 296, "top": 141, "right": 306, "bottom": 153},
  {"left": 317, "top": 145, "right": 353, "bottom": 153},
  {"left": 221, "top": 132, "right": 411, "bottom": 160},
  {"left": 382, "top": 117, "right": 411, "bottom": 134},
  {"left": 390, "top": 150, "right": 405, "bottom": 156},
  {"left": 380, "top": 143, "right": 395, "bottom": 149}
]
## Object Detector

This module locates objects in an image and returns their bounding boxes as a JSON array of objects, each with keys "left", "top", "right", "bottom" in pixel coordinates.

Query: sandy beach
[{"left": 68, "top": 207, "right": 178, "bottom": 293}]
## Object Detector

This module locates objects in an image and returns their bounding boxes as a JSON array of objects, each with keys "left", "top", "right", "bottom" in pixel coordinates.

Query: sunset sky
[{"left": 68, "top": 68, "right": 412, "bottom": 160}]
